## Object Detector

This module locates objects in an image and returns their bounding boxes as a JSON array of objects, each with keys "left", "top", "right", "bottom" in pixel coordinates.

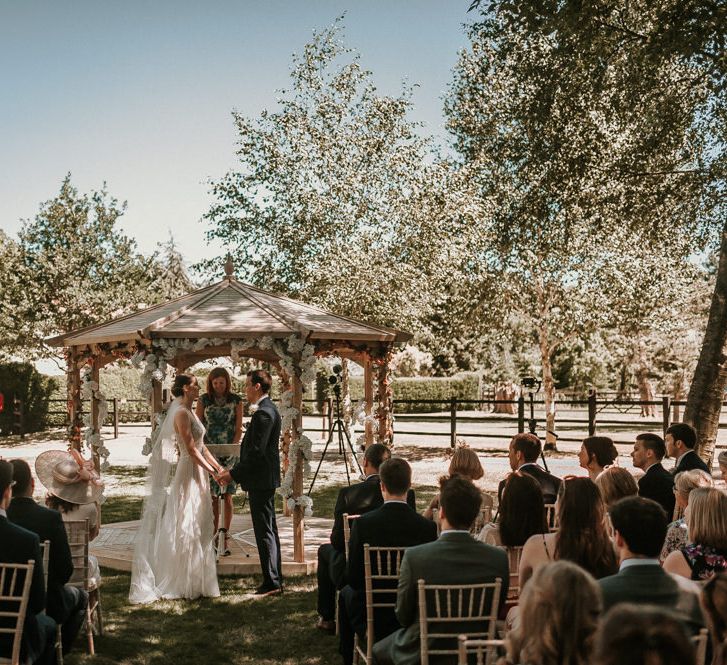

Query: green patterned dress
[{"left": 200, "top": 392, "right": 242, "bottom": 496}]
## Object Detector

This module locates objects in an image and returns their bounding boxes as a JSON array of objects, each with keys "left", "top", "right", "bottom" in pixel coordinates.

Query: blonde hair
[
  {"left": 448, "top": 446, "right": 484, "bottom": 481},
  {"left": 674, "top": 469, "right": 713, "bottom": 497},
  {"left": 507, "top": 561, "right": 602, "bottom": 665},
  {"left": 595, "top": 467, "right": 638, "bottom": 509},
  {"left": 688, "top": 487, "right": 727, "bottom": 550}
]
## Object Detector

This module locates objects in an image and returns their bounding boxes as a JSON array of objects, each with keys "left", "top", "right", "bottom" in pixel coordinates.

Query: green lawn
[
  {"left": 84, "top": 480, "right": 439, "bottom": 663},
  {"left": 64, "top": 570, "right": 340, "bottom": 665}
]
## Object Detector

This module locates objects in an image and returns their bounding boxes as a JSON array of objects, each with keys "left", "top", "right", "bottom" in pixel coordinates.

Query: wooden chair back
[
  {"left": 457, "top": 635, "right": 505, "bottom": 665},
  {"left": 692, "top": 628, "right": 708, "bottom": 665},
  {"left": 417, "top": 577, "right": 502, "bottom": 665},
  {"left": 0, "top": 560, "right": 35, "bottom": 665},
  {"left": 505, "top": 547, "right": 524, "bottom": 603},
  {"left": 342, "top": 513, "right": 361, "bottom": 561},
  {"left": 38, "top": 541, "right": 50, "bottom": 594},
  {"left": 544, "top": 503, "right": 558, "bottom": 531},
  {"left": 354, "top": 545, "right": 406, "bottom": 664},
  {"left": 63, "top": 520, "right": 90, "bottom": 591}
]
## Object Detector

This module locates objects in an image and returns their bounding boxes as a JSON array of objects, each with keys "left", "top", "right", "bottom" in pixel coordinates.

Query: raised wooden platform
[{"left": 91, "top": 513, "right": 333, "bottom": 576}]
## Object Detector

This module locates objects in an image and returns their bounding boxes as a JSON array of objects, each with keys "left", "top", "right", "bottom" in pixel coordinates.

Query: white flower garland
[
  {"left": 134, "top": 334, "right": 318, "bottom": 515},
  {"left": 80, "top": 369, "right": 111, "bottom": 472}
]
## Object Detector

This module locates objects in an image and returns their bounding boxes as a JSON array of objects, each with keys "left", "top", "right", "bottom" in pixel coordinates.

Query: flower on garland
[{"left": 80, "top": 369, "right": 111, "bottom": 472}]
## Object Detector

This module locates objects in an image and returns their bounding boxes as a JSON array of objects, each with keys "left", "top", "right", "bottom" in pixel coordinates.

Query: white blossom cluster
[{"left": 80, "top": 369, "right": 111, "bottom": 472}]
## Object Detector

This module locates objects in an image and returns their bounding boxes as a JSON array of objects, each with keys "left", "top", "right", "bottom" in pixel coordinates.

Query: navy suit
[
  {"left": 316, "top": 475, "right": 416, "bottom": 621},
  {"left": 339, "top": 502, "right": 437, "bottom": 665},
  {"left": 230, "top": 395, "right": 283, "bottom": 590},
  {"left": 638, "top": 463, "right": 675, "bottom": 517},
  {"left": 0, "top": 515, "right": 56, "bottom": 665},
  {"left": 672, "top": 450, "right": 710, "bottom": 475}
]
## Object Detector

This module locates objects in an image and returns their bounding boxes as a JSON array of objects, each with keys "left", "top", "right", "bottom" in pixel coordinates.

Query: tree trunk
[
  {"left": 634, "top": 338, "right": 655, "bottom": 417},
  {"left": 684, "top": 223, "right": 727, "bottom": 469},
  {"left": 538, "top": 325, "right": 558, "bottom": 451}
]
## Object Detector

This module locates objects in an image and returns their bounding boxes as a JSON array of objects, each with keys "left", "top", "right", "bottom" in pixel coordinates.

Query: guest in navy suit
[
  {"left": 632, "top": 433, "right": 675, "bottom": 517},
  {"left": 0, "top": 460, "right": 56, "bottom": 665},
  {"left": 666, "top": 422, "right": 710, "bottom": 475}
]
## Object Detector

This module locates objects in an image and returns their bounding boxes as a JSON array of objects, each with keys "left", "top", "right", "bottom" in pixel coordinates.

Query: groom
[{"left": 218, "top": 369, "right": 283, "bottom": 596}]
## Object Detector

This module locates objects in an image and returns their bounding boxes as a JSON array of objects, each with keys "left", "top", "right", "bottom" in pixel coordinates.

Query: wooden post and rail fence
[{"left": 9, "top": 390, "right": 727, "bottom": 451}]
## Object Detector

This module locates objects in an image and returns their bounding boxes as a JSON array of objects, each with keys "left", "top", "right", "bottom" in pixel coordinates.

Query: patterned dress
[
  {"left": 199, "top": 392, "right": 243, "bottom": 496},
  {"left": 680, "top": 543, "right": 727, "bottom": 581}
]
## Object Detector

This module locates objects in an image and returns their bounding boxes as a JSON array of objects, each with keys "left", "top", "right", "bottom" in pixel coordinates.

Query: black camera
[
  {"left": 328, "top": 364, "right": 343, "bottom": 395},
  {"left": 521, "top": 376, "right": 537, "bottom": 389}
]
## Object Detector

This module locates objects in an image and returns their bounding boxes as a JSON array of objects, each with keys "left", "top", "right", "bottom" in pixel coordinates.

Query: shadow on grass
[
  {"left": 102, "top": 496, "right": 144, "bottom": 524},
  {"left": 0, "top": 428, "right": 68, "bottom": 448},
  {"left": 64, "top": 570, "right": 339, "bottom": 665}
]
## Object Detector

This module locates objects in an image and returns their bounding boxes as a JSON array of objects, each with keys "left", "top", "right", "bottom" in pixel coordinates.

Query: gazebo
[{"left": 48, "top": 261, "right": 411, "bottom": 560}]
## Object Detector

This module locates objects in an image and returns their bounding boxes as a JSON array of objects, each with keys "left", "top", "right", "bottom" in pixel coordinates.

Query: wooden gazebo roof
[{"left": 48, "top": 275, "right": 412, "bottom": 348}]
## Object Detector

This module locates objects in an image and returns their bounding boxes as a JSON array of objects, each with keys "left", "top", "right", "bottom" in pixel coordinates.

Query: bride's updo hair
[{"left": 171, "top": 373, "right": 196, "bottom": 397}]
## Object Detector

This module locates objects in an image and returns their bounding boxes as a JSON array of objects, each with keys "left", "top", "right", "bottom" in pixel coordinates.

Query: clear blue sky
[{"left": 1, "top": 1, "right": 470, "bottom": 265}]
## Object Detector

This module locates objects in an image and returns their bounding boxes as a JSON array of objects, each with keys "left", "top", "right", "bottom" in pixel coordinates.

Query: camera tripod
[
  {"left": 308, "top": 388, "right": 363, "bottom": 495},
  {"left": 522, "top": 379, "right": 558, "bottom": 473}
]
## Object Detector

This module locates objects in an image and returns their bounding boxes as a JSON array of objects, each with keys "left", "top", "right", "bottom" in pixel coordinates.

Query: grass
[
  {"left": 64, "top": 570, "right": 340, "bottom": 665},
  {"left": 77, "top": 479, "right": 442, "bottom": 663}
]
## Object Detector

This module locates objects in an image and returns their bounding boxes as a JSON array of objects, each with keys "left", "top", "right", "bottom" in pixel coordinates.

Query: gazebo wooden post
[
  {"left": 90, "top": 357, "right": 101, "bottom": 472},
  {"left": 67, "top": 347, "right": 83, "bottom": 452},
  {"left": 151, "top": 377, "right": 163, "bottom": 432},
  {"left": 376, "top": 355, "right": 394, "bottom": 446},
  {"left": 277, "top": 366, "right": 293, "bottom": 518},
  {"left": 291, "top": 371, "right": 305, "bottom": 563},
  {"left": 363, "top": 354, "right": 374, "bottom": 448}
]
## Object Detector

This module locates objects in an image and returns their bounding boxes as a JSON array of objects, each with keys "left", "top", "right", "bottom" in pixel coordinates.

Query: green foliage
[
  {"left": 0, "top": 362, "right": 58, "bottom": 436},
  {"left": 7, "top": 175, "right": 175, "bottom": 360}
]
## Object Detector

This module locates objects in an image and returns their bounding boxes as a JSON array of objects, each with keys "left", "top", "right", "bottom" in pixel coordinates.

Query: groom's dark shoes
[{"left": 254, "top": 584, "right": 283, "bottom": 597}]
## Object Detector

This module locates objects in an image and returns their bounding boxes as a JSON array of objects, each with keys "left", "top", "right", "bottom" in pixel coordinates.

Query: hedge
[{"left": 0, "top": 362, "right": 59, "bottom": 435}]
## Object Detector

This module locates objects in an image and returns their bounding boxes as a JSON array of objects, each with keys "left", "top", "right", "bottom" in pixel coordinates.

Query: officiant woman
[{"left": 196, "top": 367, "right": 243, "bottom": 556}]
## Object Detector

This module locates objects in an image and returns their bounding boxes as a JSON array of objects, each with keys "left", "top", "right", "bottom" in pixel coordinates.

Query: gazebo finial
[{"left": 224, "top": 253, "right": 234, "bottom": 279}]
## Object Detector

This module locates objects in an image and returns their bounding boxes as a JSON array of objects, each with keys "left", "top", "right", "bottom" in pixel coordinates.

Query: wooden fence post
[
  {"left": 517, "top": 395, "right": 525, "bottom": 433},
  {"left": 112, "top": 397, "right": 119, "bottom": 439},
  {"left": 450, "top": 398, "right": 457, "bottom": 448},
  {"left": 13, "top": 397, "right": 24, "bottom": 439},
  {"left": 588, "top": 389, "right": 597, "bottom": 437},
  {"left": 662, "top": 395, "right": 671, "bottom": 438}
]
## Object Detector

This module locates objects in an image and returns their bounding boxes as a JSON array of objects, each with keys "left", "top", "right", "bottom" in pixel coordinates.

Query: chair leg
[
  {"left": 86, "top": 602, "right": 95, "bottom": 655},
  {"left": 92, "top": 588, "right": 104, "bottom": 636},
  {"left": 56, "top": 624, "right": 64, "bottom": 665}
]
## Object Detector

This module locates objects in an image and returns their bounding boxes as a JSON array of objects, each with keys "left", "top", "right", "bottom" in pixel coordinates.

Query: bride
[{"left": 129, "top": 373, "right": 223, "bottom": 603}]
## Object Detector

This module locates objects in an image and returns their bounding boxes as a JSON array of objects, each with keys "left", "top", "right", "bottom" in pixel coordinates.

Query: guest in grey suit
[
  {"left": 599, "top": 496, "right": 704, "bottom": 633},
  {"left": 372, "top": 476, "right": 509, "bottom": 665}
]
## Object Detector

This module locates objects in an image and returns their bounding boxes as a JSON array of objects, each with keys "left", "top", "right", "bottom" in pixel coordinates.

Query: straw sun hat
[{"left": 35, "top": 450, "right": 104, "bottom": 505}]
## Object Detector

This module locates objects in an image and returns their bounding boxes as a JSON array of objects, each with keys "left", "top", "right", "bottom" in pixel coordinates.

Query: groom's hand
[{"left": 217, "top": 469, "right": 233, "bottom": 485}]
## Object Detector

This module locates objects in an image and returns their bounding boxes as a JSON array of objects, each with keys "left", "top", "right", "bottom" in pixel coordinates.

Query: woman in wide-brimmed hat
[{"left": 36, "top": 449, "right": 104, "bottom": 584}]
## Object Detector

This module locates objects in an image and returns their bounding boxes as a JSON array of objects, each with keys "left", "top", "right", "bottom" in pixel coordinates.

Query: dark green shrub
[{"left": 0, "top": 362, "right": 58, "bottom": 435}]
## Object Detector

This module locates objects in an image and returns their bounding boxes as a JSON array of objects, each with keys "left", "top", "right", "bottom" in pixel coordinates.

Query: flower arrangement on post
[{"left": 80, "top": 368, "right": 111, "bottom": 472}]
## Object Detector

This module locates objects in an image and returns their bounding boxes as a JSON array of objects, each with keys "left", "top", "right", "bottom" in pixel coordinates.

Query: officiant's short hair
[{"left": 247, "top": 369, "right": 272, "bottom": 393}]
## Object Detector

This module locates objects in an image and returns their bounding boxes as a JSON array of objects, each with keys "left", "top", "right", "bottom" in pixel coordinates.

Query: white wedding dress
[{"left": 129, "top": 399, "right": 220, "bottom": 603}]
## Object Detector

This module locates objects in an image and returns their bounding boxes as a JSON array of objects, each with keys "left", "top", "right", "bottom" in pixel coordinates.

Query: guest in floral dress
[
  {"left": 659, "top": 469, "right": 712, "bottom": 563},
  {"left": 664, "top": 487, "right": 727, "bottom": 582},
  {"left": 195, "top": 367, "right": 242, "bottom": 556}
]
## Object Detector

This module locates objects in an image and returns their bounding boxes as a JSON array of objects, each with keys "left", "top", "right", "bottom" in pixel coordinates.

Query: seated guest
[
  {"left": 520, "top": 477, "right": 617, "bottom": 588},
  {"left": 666, "top": 422, "right": 710, "bottom": 475},
  {"left": 595, "top": 466, "right": 638, "bottom": 510},
  {"left": 371, "top": 476, "right": 508, "bottom": 665},
  {"left": 599, "top": 496, "right": 704, "bottom": 631},
  {"left": 7, "top": 457, "right": 89, "bottom": 655},
  {"left": 664, "top": 487, "right": 727, "bottom": 582},
  {"left": 631, "top": 432, "right": 675, "bottom": 517},
  {"left": 0, "top": 460, "right": 56, "bottom": 665},
  {"left": 478, "top": 471, "right": 547, "bottom": 547},
  {"left": 593, "top": 605, "right": 697, "bottom": 665},
  {"left": 423, "top": 445, "right": 492, "bottom": 525},
  {"left": 498, "top": 433, "right": 561, "bottom": 505},
  {"left": 702, "top": 572, "right": 727, "bottom": 665},
  {"left": 316, "top": 444, "right": 415, "bottom": 634},
  {"left": 660, "top": 470, "right": 713, "bottom": 563},
  {"left": 338, "top": 458, "right": 437, "bottom": 665},
  {"left": 578, "top": 436, "right": 618, "bottom": 482},
  {"left": 503, "top": 561, "right": 602, "bottom": 665}
]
